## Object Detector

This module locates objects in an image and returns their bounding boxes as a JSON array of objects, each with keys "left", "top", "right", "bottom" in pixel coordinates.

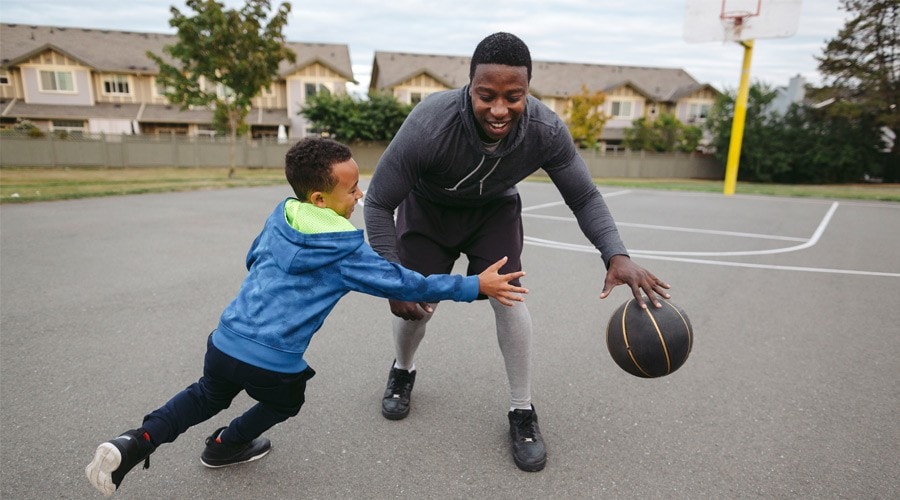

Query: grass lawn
[
  {"left": 0, "top": 167, "right": 285, "bottom": 203},
  {"left": 1, "top": 166, "right": 898, "bottom": 203}
]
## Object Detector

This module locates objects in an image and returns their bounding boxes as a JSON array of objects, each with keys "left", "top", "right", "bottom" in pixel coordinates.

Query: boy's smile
[{"left": 321, "top": 158, "right": 363, "bottom": 219}]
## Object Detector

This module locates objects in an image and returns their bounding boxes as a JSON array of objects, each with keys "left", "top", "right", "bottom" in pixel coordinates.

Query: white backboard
[{"left": 684, "top": 0, "right": 803, "bottom": 43}]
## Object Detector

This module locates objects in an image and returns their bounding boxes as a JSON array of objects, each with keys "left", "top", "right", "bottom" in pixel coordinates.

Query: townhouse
[
  {"left": 370, "top": 51, "right": 719, "bottom": 147},
  {"left": 1, "top": 23, "right": 719, "bottom": 147},
  {"left": 0, "top": 23, "right": 354, "bottom": 139}
]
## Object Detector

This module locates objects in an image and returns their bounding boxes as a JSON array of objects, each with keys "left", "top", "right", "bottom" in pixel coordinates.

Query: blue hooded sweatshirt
[{"left": 212, "top": 198, "right": 480, "bottom": 373}]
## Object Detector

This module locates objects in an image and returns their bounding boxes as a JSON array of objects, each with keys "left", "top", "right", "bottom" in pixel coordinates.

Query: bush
[{"left": 706, "top": 83, "right": 887, "bottom": 183}]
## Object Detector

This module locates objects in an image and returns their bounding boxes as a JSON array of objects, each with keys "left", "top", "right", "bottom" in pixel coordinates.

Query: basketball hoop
[
  {"left": 720, "top": 0, "right": 761, "bottom": 42},
  {"left": 721, "top": 12, "right": 749, "bottom": 40},
  {"left": 682, "top": 0, "right": 804, "bottom": 195},
  {"left": 684, "top": 0, "right": 801, "bottom": 44}
]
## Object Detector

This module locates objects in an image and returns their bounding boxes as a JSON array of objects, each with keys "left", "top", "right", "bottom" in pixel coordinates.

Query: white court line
[
  {"left": 526, "top": 202, "right": 838, "bottom": 257},
  {"left": 521, "top": 189, "right": 631, "bottom": 212},
  {"left": 522, "top": 236, "right": 900, "bottom": 277},
  {"left": 523, "top": 200, "right": 900, "bottom": 277},
  {"left": 632, "top": 201, "right": 839, "bottom": 256},
  {"left": 524, "top": 214, "right": 806, "bottom": 242}
]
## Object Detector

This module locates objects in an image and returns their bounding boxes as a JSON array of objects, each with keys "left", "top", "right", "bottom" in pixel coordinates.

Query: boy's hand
[{"left": 478, "top": 256, "right": 528, "bottom": 306}]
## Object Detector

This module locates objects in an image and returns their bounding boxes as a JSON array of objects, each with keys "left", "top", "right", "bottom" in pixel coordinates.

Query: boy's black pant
[{"left": 141, "top": 333, "right": 315, "bottom": 446}]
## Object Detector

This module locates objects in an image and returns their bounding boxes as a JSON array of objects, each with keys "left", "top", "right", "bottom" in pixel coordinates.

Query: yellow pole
[{"left": 723, "top": 39, "right": 754, "bottom": 195}]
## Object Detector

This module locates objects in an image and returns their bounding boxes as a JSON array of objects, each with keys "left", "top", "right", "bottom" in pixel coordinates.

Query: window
[
  {"left": 39, "top": 70, "right": 75, "bottom": 92},
  {"left": 688, "top": 103, "right": 711, "bottom": 122},
  {"left": 51, "top": 119, "right": 85, "bottom": 136},
  {"left": 260, "top": 85, "right": 275, "bottom": 97},
  {"left": 304, "top": 82, "right": 330, "bottom": 100},
  {"left": 403, "top": 89, "right": 433, "bottom": 105},
  {"left": 0, "top": 70, "right": 9, "bottom": 86},
  {"left": 610, "top": 100, "right": 633, "bottom": 119},
  {"left": 153, "top": 78, "right": 174, "bottom": 99},
  {"left": 198, "top": 77, "right": 235, "bottom": 101},
  {"left": 102, "top": 75, "right": 130, "bottom": 95},
  {"left": 214, "top": 83, "right": 235, "bottom": 101}
]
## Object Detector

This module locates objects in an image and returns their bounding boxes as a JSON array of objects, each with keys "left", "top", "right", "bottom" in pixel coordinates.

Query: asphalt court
[{"left": 1, "top": 182, "right": 898, "bottom": 499}]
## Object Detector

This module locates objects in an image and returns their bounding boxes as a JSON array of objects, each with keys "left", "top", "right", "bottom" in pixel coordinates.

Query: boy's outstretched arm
[{"left": 478, "top": 256, "right": 528, "bottom": 306}]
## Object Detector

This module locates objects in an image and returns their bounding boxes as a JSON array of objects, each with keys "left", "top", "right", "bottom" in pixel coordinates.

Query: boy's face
[
  {"left": 318, "top": 158, "right": 362, "bottom": 219},
  {"left": 469, "top": 63, "right": 529, "bottom": 142}
]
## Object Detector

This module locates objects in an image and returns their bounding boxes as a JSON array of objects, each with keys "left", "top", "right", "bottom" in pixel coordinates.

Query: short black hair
[
  {"left": 284, "top": 137, "right": 352, "bottom": 200},
  {"left": 469, "top": 32, "right": 532, "bottom": 82}
]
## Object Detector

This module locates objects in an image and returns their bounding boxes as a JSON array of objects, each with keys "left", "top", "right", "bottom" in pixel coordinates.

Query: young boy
[{"left": 85, "top": 137, "right": 527, "bottom": 496}]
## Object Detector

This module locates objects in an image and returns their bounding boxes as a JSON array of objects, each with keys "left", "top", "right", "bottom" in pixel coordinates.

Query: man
[{"left": 363, "top": 32, "right": 670, "bottom": 472}]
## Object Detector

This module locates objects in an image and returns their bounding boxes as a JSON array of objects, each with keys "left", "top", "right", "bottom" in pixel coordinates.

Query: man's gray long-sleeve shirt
[{"left": 363, "top": 85, "right": 629, "bottom": 267}]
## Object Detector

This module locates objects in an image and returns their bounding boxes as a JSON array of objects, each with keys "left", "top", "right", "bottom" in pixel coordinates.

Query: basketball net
[{"left": 721, "top": 11, "right": 755, "bottom": 42}]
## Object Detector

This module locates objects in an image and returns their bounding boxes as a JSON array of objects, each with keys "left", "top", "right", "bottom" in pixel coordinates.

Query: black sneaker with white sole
[
  {"left": 381, "top": 362, "right": 416, "bottom": 420},
  {"left": 200, "top": 427, "right": 272, "bottom": 468},
  {"left": 85, "top": 428, "right": 156, "bottom": 496},
  {"left": 508, "top": 406, "right": 547, "bottom": 472}
]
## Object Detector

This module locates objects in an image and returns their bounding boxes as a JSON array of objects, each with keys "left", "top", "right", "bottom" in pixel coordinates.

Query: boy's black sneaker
[
  {"left": 508, "top": 406, "right": 547, "bottom": 472},
  {"left": 381, "top": 362, "right": 416, "bottom": 420},
  {"left": 85, "top": 428, "right": 156, "bottom": 496},
  {"left": 200, "top": 427, "right": 272, "bottom": 468}
]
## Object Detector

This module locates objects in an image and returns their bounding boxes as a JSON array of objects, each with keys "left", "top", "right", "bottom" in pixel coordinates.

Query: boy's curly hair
[
  {"left": 469, "top": 32, "right": 532, "bottom": 82},
  {"left": 285, "top": 137, "right": 352, "bottom": 200}
]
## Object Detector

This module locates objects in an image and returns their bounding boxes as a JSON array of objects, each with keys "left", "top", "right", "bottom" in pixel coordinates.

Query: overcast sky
[{"left": 2, "top": 0, "right": 849, "bottom": 95}]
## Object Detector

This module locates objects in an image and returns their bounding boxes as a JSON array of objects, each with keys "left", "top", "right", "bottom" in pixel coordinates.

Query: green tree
[
  {"left": 779, "top": 104, "right": 883, "bottom": 183},
  {"left": 706, "top": 82, "right": 783, "bottom": 181},
  {"left": 814, "top": 0, "right": 898, "bottom": 180},
  {"left": 147, "top": 0, "right": 294, "bottom": 145},
  {"left": 623, "top": 113, "right": 702, "bottom": 153},
  {"left": 301, "top": 91, "right": 413, "bottom": 142},
  {"left": 707, "top": 81, "right": 885, "bottom": 183},
  {"left": 565, "top": 85, "right": 607, "bottom": 149}
]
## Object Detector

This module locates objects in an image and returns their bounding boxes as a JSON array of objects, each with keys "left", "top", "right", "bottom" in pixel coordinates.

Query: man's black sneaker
[
  {"left": 200, "top": 427, "right": 272, "bottom": 468},
  {"left": 508, "top": 406, "right": 547, "bottom": 472},
  {"left": 381, "top": 362, "right": 416, "bottom": 420},
  {"left": 85, "top": 428, "right": 156, "bottom": 496}
]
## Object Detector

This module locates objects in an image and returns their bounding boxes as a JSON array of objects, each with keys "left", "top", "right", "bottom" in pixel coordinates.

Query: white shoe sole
[
  {"left": 85, "top": 442, "right": 121, "bottom": 496},
  {"left": 200, "top": 447, "right": 271, "bottom": 468}
]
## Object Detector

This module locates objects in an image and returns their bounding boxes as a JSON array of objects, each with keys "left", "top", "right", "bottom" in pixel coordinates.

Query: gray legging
[{"left": 392, "top": 298, "right": 533, "bottom": 409}]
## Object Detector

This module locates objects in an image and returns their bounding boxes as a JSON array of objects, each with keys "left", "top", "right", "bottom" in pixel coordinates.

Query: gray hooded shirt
[{"left": 363, "top": 85, "right": 629, "bottom": 267}]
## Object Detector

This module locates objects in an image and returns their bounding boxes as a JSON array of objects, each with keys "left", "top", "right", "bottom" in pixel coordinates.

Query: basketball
[{"left": 606, "top": 298, "right": 693, "bottom": 378}]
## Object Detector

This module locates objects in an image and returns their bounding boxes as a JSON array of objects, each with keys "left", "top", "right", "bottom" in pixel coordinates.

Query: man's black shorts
[{"left": 396, "top": 193, "right": 523, "bottom": 290}]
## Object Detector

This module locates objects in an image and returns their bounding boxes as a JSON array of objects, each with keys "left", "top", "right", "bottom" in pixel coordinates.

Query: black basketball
[{"left": 606, "top": 298, "right": 693, "bottom": 378}]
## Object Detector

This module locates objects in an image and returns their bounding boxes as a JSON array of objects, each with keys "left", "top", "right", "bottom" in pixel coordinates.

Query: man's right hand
[{"left": 389, "top": 299, "right": 433, "bottom": 320}]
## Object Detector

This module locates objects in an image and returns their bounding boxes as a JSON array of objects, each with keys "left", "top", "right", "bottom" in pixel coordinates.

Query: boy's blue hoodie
[{"left": 212, "top": 198, "right": 480, "bottom": 373}]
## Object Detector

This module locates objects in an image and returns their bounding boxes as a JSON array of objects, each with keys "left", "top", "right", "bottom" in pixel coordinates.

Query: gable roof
[
  {"left": 370, "top": 51, "right": 717, "bottom": 103},
  {"left": 667, "top": 82, "right": 720, "bottom": 101},
  {"left": 370, "top": 51, "right": 470, "bottom": 90},
  {"left": 0, "top": 23, "right": 353, "bottom": 80},
  {"left": 282, "top": 47, "right": 354, "bottom": 81},
  {"left": 531, "top": 61, "right": 708, "bottom": 101}
]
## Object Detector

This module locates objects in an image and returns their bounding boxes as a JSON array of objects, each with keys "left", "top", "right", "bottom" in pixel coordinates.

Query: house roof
[
  {"left": 370, "top": 51, "right": 471, "bottom": 90},
  {"left": 0, "top": 23, "right": 353, "bottom": 80},
  {"left": 0, "top": 101, "right": 143, "bottom": 120},
  {"left": 370, "top": 51, "right": 717, "bottom": 103},
  {"left": 0, "top": 99, "right": 289, "bottom": 126}
]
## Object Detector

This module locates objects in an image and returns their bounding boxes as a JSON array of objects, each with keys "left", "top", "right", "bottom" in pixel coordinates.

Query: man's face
[
  {"left": 469, "top": 64, "right": 529, "bottom": 142},
  {"left": 320, "top": 158, "right": 362, "bottom": 219}
]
